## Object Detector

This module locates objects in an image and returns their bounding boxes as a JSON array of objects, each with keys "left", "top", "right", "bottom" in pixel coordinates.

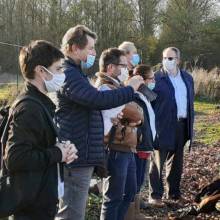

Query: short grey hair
[
  {"left": 163, "top": 47, "right": 181, "bottom": 59},
  {"left": 118, "top": 41, "right": 137, "bottom": 54}
]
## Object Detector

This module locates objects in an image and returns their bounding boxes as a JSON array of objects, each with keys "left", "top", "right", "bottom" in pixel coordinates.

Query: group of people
[{"left": 2, "top": 24, "right": 195, "bottom": 220}]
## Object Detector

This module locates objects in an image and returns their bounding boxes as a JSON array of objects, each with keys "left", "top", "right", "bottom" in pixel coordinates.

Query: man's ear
[
  {"left": 71, "top": 44, "right": 80, "bottom": 53},
  {"left": 106, "top": 64, "right": 114, "bottom": 75},
  {"left": 34, "top": 65, "right": 48, "bottom": 80},
  {"left": 34, "top": 65, "right": 44, "bottom": 76}
]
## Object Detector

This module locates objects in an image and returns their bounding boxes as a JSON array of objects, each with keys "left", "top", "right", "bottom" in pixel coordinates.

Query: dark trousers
[
  {"left": 149, "top": 120, "right": 188, "bottom": 200},
  {"left": 135, "top": 154, "right": 148, "bottom": 193},
  {"left": 100, "top": 150, "right": 137, "bottom": 220},
  {"left": 12, "top": 204, "right": 57, "bottom": 220}
]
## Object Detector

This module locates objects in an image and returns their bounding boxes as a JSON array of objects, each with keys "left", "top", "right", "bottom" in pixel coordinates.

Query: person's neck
[
  {"left": 169, "top": 67, "right": 179, "bottom": 76},
  {"left": 67, "top": 53, "right": 81, "bottom": 65},
  {"left": 28, "top": 79, "right": 47, "bottom": 95}
]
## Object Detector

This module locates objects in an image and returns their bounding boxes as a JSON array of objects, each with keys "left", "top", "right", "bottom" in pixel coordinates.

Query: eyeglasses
[
  {"left": 146, "top": 76, "right": 155, "bottom": 80},
  {"left": 163, "top": 57, "right": 177, "bottom": 61}
]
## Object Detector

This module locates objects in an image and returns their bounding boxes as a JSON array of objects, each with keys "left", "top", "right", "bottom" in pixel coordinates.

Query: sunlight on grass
[
  {"left": 0, "top": 84, "right": 22, "bottom": 104},
  {"left": 194, "top": 99, "right": 220, "bottom": 145}
]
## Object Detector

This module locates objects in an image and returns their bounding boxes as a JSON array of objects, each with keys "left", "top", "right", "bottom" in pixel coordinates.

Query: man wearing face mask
[
  {"left": 55, "top": 25, "right": 144, "bottom": 220},
  {"left": 3, "top": 40, "right": 78, "bottom": 220},
  {"left": 118, "top": 41, "right": 141, "bottom": 73},
  {"left": 95, "top": 48, "right": 144, "bottom": 220},
  {"left": 148, "top": 47, "right": 194, "bottom": 207}
]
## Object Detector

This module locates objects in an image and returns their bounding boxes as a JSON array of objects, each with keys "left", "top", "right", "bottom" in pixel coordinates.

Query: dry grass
[
  {"left": 0, "top": 84, "right": 22, "bottom": 106},
  {"left": 192, "top": 67, "right": 220, "bottom": 101}
]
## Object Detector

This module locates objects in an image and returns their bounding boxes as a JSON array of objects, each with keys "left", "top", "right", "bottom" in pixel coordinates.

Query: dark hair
[
  {"left": 99, "top": 48, "right": 126, "bottom": 72},
  {"left": 134, "top": 64, "right": 152, "bottom": 80},
  {"left": 61, "top": 25, "right": 97, "bottom": 52},
  {"left": 19, "top": 40, "right": 64, "bottom": 79}
]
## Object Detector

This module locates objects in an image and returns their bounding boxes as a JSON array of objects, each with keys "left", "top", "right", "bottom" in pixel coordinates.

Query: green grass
[
  {"left": 86, "top": 193, "right": 102, "bottom": 220},
  {"left": 194, "top": 98, "right": 220, "bottom": 145}
]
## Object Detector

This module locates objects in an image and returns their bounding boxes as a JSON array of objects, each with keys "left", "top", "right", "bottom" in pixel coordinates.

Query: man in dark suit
[{"left": 148, "top": 47, "right": 194, "bottom": 207}]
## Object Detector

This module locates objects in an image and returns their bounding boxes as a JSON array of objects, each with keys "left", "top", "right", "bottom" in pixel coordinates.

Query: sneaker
[{"left": 148, "top": 198, "right": 166, "bottom": 208}]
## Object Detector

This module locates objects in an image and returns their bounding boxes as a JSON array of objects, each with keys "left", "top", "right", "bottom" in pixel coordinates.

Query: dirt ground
[
  {"left": 141, "top": 141, "right": 220, "bottom": 220},
  {"left": 141, "top": 101, "right": 220, "bottom": 220}
]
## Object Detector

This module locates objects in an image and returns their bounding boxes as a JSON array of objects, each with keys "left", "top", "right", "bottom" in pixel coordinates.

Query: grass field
[{"left": 194, "top": 98, "right": 220, "bottom": 145}]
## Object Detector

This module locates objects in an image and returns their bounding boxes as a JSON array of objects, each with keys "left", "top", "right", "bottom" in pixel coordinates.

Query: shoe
[
  {"left": 148, "top": 198, "right": 166, "bottom": 208},
  {"left": 168, "top": 205, "right": 199, "bottom": 219}
]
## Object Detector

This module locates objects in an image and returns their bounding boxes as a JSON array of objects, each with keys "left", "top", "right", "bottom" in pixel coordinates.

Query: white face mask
[
  {"left": 118, "top": 67, "right": 129, "bottom": 83},
  {"left": 162, "top": 58, "right": 177, "bottom": 72},
  {"left": 42, "top": 66, "right": 66, "bottom": 93}
]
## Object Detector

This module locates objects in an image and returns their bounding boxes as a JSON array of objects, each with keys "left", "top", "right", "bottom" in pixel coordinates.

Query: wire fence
[{"left": 0, "top": 41, "right": 24, "bottom": 105}]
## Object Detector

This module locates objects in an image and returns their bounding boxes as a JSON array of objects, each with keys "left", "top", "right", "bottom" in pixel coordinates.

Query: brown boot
[
  {"left": 124, "top": 202, "right": 135, "bottom": 220},
  {"left": 134, "top": 194, "right": 150, "bottom": 220}
]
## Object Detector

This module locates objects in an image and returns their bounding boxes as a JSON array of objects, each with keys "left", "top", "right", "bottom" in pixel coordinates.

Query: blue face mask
[
  {"left": 81, "top": 54, "right": 96, "bottom": 69},
  {"left": 131, "top": 54, "right": 140, "bottom": 66},
  {"left": 147, "top": 82, "right": 155, "bottom": 90}
]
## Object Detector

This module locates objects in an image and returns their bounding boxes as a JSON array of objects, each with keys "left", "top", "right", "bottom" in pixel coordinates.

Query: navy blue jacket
[
  {"left": 135, "top": 97, "right": 154, "bottom": 152},
  {"left": 55, "top": 58, "right": 136, "bottom": 168},
  {"left": 152, "top": 69, "right": 194, "bottom": 151}
]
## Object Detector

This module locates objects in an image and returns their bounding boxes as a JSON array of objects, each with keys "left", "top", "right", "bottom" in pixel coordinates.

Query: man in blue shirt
[{"left": 148, "top": 47, "right": 194, "bottom": 207}]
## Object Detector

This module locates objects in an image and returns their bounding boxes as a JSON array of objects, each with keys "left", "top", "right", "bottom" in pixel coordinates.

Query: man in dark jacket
[
  {"left": 148, "top": 47, "right": 194, "bottom": 207},
  {"left": 55, "top": 25, "right": 144, "bottom": 220},
  {"left": 4, "top": 40, "right": 78, "bottom": 220}
]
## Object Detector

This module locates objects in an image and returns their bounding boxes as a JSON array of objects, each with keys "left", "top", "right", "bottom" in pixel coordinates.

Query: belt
[{"left": 177, "top": 117, "right": 187, "bottom": 122}]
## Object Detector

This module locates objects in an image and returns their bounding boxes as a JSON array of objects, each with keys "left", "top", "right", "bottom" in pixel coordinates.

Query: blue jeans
[{"left": 100, "top": 150, "right": 137, "bottom": 220}]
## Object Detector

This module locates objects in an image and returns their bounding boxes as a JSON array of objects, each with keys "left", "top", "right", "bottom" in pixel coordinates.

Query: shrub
[{"left": 192, "top": 67, "right": 220, "bottom": 101}]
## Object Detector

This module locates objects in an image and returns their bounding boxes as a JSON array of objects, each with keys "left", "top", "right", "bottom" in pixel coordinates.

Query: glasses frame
[
  {"left": 163, "top": 57, "right": 177, "bottom": 61},
  {"left": 112, "top": 63, "right": 128, "bottom": 68}
]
